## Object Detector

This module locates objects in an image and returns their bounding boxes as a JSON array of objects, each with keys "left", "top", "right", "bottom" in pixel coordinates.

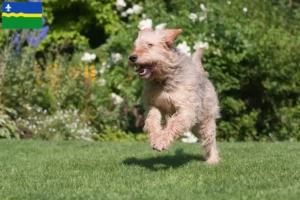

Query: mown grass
[{"left": 0, "top": 140, "right": 299, "bottom": 200}]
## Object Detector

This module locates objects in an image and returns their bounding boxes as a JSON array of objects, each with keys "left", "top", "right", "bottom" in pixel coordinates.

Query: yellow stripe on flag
[{"left": 2, "top": 13, "right": 42, "bottom": 18}]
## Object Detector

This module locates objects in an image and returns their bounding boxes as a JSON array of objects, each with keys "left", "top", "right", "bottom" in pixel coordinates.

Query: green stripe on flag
[{"left": 2, "top": 17, "right": 42, "bottom": 29}]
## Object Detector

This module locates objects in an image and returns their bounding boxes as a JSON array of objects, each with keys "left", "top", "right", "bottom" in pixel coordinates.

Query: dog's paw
[
  {"left": 148, "top": 133, "right": 159, "bottom": 146},
  {"left": 205, "top": 156, "right": 221, "bottom": 164},
  {"left": 151, "top": 133, "right": 171, "bottom": 152}
]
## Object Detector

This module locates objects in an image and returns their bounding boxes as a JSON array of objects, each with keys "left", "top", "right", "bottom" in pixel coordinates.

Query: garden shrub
[
  {"left": 98, "top": 0, "right": 300, "bottom": 141},
  {"left": 16, "top": 106, "right": 98, "bottom": 141},
  {"left": 0, "top": 0, "right": 299, "bottom": 141},
  {"left": 0, "top": 106, "right": 19, "bottom": 139}
]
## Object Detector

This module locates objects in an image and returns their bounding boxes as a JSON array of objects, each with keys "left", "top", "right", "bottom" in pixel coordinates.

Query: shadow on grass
[{"left": 122, "top": 148, "right": 205, "bottom": 171}]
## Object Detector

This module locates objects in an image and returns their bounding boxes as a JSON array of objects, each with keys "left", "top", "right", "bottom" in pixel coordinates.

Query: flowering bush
[
  {"left": 0, "top": 0, "right": 300, "bottom": 141},
  {"left": 16, "top": 106, "right": 98, "bottom": 141},
  {"left": 110, "top": 0, "right": 300, "bottom": 141}
]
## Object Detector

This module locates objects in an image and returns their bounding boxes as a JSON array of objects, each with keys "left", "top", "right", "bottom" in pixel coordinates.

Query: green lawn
[{"left": 0, "top": 140, "right": 299, "bottom": 200}]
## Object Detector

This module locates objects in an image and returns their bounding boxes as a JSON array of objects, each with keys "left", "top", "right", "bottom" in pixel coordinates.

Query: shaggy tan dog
[{"left": 128, "top": 28, "right": 221, "bottom": 164}]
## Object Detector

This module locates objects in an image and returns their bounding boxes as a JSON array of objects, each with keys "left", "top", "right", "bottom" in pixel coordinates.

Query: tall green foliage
[
  {"left": 99, "top": 0, "right": 300, "bottom": 141},
  {"left": 0, "top": 0, "right": 299, "bottom": 141}
]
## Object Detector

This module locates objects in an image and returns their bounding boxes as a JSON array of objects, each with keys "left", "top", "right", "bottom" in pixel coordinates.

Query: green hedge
[{"left": 0, "top": 0, "right": 299, "bottom": 141}]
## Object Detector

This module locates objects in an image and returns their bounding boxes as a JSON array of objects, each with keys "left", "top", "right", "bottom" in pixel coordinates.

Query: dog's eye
[{"left": 148, "top": 43, "right": 153, "bottom": 48}]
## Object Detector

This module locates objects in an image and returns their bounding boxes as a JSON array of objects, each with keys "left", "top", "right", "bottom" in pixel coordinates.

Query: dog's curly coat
[{"left": 128, "top": 28, "right": 221, "bottom": 164}]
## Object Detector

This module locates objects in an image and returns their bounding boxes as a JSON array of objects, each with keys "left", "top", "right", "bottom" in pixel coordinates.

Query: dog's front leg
[
  {"left": 152, "top": 109, "right": 195, "bottom": 151},
  {"left": 143, "top": 106, "right": 163, "bottom": 147}
]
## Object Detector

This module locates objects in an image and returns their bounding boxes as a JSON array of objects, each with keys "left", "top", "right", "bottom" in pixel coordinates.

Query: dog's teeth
[{"left": 140, "top": 69, "right": 147, "bottom": 75}]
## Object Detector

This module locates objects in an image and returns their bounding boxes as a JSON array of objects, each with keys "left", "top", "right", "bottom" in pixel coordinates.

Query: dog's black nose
[{"left": 129, "top": 54, "right": 138, "bottom": 62}]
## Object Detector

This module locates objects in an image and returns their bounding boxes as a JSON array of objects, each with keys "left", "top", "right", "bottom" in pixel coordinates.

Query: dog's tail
[{"left": 192, "top": 49, "right": 208, "bottom": 76}]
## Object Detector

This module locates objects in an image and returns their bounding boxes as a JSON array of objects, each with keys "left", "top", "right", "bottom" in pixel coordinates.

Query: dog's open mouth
[{"left": 135, "top": 65, "right": 153, "bottom": 77}]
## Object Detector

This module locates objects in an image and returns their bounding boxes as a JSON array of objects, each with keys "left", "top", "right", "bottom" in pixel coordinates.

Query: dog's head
[{"left": 128, "top": 28, "right": 182, "bottom": 81}]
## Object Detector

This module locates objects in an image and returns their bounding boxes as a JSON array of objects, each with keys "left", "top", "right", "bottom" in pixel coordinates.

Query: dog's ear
[
  {"left": 164, "top": 29, "right": 182, "bottom": 47},
  {"left": 138, "top": 28, "right": 152, "bottom": 35}
]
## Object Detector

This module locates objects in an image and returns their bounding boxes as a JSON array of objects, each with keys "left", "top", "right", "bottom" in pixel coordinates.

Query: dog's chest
[{"left": 145, "top": 85, "right": 175, "bottom": 114}]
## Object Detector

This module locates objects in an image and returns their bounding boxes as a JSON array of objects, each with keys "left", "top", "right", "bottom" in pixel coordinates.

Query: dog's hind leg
[{"left": 192, "top": 117, "right": 220, "bottom": 164}]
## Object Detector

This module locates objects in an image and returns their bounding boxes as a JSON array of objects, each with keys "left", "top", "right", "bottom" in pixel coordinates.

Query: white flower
[
  {"left": 73, "top": 110, "right": 78, "bottom": 116},
  {"left": 81, "top": 52, "right": 96, "bottom": 62},
  {"left": 111, "top": 93, "right": 124, "bottom": 104},
  {"left": 98, "top": 78, "right": 106, "bottom": 86},
  {"left": 121, "top": 12, "right": 127, "bottom": 17},
  {"left": 182, "top": 131, "right": 198, "bottom": 143},
  {"left": 213, "top": 48, "right": 222, "bottom": 55},
  {"left": 211, "top": 33, "right": 215, "bottom": 37},
  {"left": 111, "top": 52, "right": 123, "bottom": 63},
  {"left": 193, "top": 41, "right": 209, "bottom": 50},
  {"left": 177, "top": 41, "right": 191, "bottom": 56},
  {"left": 116, "top": 0, "right": 126, "bottom": 10},
  {"left": 243, "top": 7, "right": 248, "bottom": 13},
  {"left": 200, "top": 3, "right": 206, "bottom": 11},
  {"left": 188, "top": 13, "right": 197, "bottom": 22},
  {"left": 117, "top": 84, "right": 122, "bottom": 89},
  {"left": 142, "top": 14, "right": 147, "bottom": 18},
  {"left": 25, "top": 105, "right": 32, "bottom": 111},
  {"left": 81, "top": 136, "right": 92, "bottom": 141},
  {"left": 126, "top": 8, "right": 134, "bottom": 15},
  {"left": 199, "top": 15, "right": 206, "bottom": 22},
  {"left": 132, "top": 4, "right": 142, "bottom": 14},
  {"left": 102, "top": 61, "right": 110, "bottom": 69},
  {"left": 227, "top": 1, "right": 231, "bottom": 5},
  {"left": 155, "top": 23, "right": 167, "bottom": 30},
  {"left": 138, "top": 18, "right": 152, "bottom": 30},
  {"left": 98, "top": 68, "right": 105, "bottom": 74}
]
